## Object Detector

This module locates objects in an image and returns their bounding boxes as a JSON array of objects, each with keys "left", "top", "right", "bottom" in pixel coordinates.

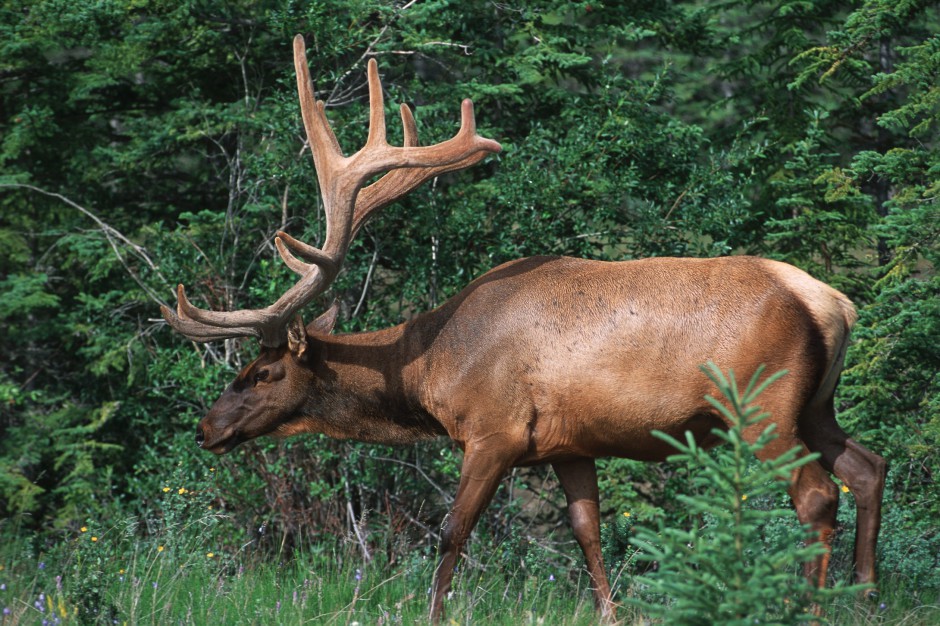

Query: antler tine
[
  {"left": 160, "top": 286, "right": 265, "bottom": 343},
  {"left": 293, "top": 35, "right": 343, "bottom": 171},
  {"left": 365, "top": 59, "right": 387, "bottom": 149},
  {"left": 459, "top": 98, "right": 477, "bottom": 135},
  {"left": 274, "top": 231, "right": 338, "bottom": 278},
  {"left": 401, "top": 102, "right": 418, "bottom": 147},
  {"left": 160, "top": 305, "right": 261, "bottom": 342}
]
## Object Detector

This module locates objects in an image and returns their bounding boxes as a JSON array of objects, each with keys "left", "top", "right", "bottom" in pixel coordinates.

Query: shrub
[{"left": 628, "top": 363, "right": 850, "bottom": 624}]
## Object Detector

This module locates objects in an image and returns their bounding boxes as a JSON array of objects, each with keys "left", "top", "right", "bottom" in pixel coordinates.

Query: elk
[{"left": 162, "top": 35, "right": 887, "bottom": 621}]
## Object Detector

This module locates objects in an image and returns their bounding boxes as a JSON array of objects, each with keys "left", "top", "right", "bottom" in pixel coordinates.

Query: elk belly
[{"left": 513, "top": 368, "right": 722, "bottom": 464}]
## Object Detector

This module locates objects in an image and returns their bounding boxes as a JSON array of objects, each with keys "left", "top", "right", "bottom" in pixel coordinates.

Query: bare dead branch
[{"left": 0, "top": 183, "right": 171, "bottom": 307}]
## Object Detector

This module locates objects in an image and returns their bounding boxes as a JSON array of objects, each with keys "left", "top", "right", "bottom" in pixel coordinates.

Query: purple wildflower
[
  {"left": 549, "top": 574, "right": 555, "bottom": 582},
  {"left": 38, "top": 562, "right": 46, "bottom": 570},
  {"left": 879, "top": 603, "right": 887, "bottom": 611},
  {"left": 3, "top": 607, "right": 10, "bottom": 615},
  {"left": 152, "top": 582, "right": 158, "bottom": 589},
  {"left": 355, "top": 569, "right": 362, "bottom": 581}
]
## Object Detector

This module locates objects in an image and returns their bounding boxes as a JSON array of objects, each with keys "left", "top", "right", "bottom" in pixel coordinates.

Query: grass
[
  {"left": 0, "top": 527, "right": 600, "bottom": 625},
  {"left": 2, "top": 519, "right": 938, "bottom": 626},
  {"left": 823, "top": 576, "right": 940, "bottom": 626},
  {"left": 0, "top": 463, "right": 599, "bottom": 624}
]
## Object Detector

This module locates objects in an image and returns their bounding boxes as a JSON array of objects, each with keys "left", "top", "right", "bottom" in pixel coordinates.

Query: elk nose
[{"left": 195, "top": 426, "right": 205, "bottom": 448}]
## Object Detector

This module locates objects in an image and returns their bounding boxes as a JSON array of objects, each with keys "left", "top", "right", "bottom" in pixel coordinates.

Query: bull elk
[{"left": 162, "top": 35, "right": 887, "bottom": 621}]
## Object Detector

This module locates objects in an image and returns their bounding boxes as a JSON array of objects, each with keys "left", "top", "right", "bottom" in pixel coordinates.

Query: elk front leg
[
  {"left": 430, "top": 447, "right": 513, "bottom": 622},
  {"left": 553, "top": 458, "right": 616, "bottom": 619}
]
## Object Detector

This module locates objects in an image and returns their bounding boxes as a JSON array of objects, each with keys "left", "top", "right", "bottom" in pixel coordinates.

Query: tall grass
[
  {"left": 1, "top": 520, "right": 938, "bottom": 626},
  {"left": 0, "top": 521, "right": 602, "bottom": 625},
  {"left": 0, "top": 459, "right": 601, "bottom": 624}
]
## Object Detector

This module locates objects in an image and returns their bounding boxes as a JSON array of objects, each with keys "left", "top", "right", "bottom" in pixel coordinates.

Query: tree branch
[{"left": 0, "top": 183, "right": 172, "bottom": 308}]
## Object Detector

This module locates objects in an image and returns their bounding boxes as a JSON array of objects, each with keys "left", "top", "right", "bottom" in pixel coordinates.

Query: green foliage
[
  {"left": 0, "top": 400, "right": 123, "bottom": 526},
  {"left": 628, "top": 364, "right": 836, "bottom": 624},
  {"left": 840, "top": 264, "right": 940, "bottom": 571},
  {"left": 0, "top": 273, "right": 60, "bottom": 318},
  {"left": 766, "top": 110, "right": 876, "bottom": 288}
]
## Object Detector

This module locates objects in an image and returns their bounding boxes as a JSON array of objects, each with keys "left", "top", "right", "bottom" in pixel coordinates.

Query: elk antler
[{"left": 162, "top": 35, "right": 502, "bottom": 346}]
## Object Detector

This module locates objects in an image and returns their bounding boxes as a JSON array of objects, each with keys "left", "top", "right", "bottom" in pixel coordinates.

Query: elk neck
[{"left": 296, "top": 321, "right": 447, "bottom": 445}]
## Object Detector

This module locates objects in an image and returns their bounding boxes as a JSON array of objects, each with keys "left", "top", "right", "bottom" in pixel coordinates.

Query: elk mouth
[{"left": 196, "top": 425, "right": 243, "bottom": 455}]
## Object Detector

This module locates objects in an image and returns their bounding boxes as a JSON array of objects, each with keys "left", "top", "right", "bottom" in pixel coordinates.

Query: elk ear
[
  {"left": 308, "top": 302, "right": 340, "bottom": 336},
  {"left": 287, "top": 315, "right": 308, "bottom": 359}
]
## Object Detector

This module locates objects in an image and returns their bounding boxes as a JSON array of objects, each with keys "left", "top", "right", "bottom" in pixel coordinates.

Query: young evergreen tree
[{"left": 629, "top": 364, "right": 842, "bottom": 624}]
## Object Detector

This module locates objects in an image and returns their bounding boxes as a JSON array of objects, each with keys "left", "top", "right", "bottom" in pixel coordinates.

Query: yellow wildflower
[
  {"left": 207, "top": 552, "right": 215, "bottom": 558},
  {"left": 91, "top": 536, "right": 98, "bottom": 542},
  {"left": 841, "top": 485, "right": 850, "bottom": 493},
  {"left": 178, "top": 487, "right": 187, "bottom": 495},
  {"left": 157, "top": 546, "right": 164, "bottom": 552},
  {"left": 623, "top": 512, "right": 631, "bottom": 518},
  {"left": 80, "top": 526, "right": 88, "bottom": 533},
  {"left": 741, "top": 494, "right": 748, "bottom": 501},
  {"left": 162, "top": 487, "right": 170, "bottom": 493}
]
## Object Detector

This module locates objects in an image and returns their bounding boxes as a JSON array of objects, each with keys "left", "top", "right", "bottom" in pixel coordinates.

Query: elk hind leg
[
  {"left": 553, "top": 458, "right": 616, "bottom": 619},
  {"left": 801, "top": 402, "right": 887, "bottom": 588}
]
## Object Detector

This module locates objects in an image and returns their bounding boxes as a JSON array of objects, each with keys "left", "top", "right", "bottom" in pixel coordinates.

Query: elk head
[{"left": 161, "top": 35, "right": 501, "bottom": 453}]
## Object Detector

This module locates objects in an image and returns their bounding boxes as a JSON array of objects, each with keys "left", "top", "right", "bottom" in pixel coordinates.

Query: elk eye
[{"left": 253, "top": 369, "right": 269, "bottom": 384}]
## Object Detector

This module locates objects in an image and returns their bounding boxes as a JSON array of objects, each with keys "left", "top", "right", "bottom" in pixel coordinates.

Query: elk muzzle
[{"left": 195, "top": 417, "right": 243, "bottom": 455}]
